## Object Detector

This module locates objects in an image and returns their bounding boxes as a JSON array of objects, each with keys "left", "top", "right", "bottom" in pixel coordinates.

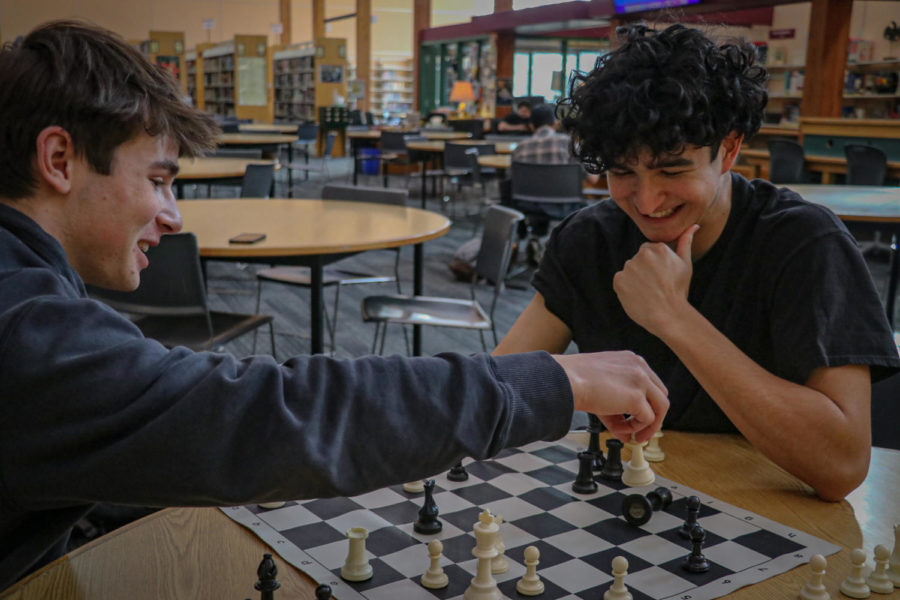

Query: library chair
[
  {"left": 289, "top": 124, "right": 319, "bottom": 182},
  {"left": 449, "top": 118, "right": 485, "bottom": 140},
  {"left": 87, "top": 233, "right": 274, "bottom": 355},
  {"left": 362, "top": 205, "right": 524, "bottom": 354},
  {"left": 767, "top": 139, "right": 806, "bottom": 184},
  {"left": 844, "top": 144, "right": 888, "bottom": 185},
  {"left": 379, "top": 130, "right": 419, "bottom": 187},
  {"left": 240, "top": 163, "right": 276, "bottom": 198},
  {"left": 255, "top": 184, "right": 409, "bottom": 354},
  {"left": 284, "top": 131, "right": 337, "bottom": 196},
  {"left": 442, "top": 142, "right": 496, "bottom": 216}
]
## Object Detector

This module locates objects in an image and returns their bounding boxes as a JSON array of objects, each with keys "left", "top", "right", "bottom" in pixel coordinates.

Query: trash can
[{"left": 360, "top": 148, "right": 380, "bottom": 176}]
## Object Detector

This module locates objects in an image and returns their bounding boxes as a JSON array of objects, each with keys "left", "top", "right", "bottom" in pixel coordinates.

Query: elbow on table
[{"left": 811, "top": 449, "right": 870, "bottom": 502}]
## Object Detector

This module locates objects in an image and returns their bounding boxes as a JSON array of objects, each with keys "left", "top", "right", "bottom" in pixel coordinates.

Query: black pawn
[
  {"left": 621, "top": 486, "right": 673, "bottom": 526},
  {"left": 315, "top": 583, "right": 332, "bottom": 600},
  {"left": 572, "top": 451, "right": 598, "bottom": 494},
  {"left": 678, "top": 495, "right": 701, "bottom": 539},
  {"left": 587, "top": 414, "right": 605, "bottom": 471},
  {"left": 414, "top": 479, "right": 442, "bottom": 534},
  {"left": 598, "top": 438, "right": 624, "bottom": 482},
  {"left": 254, "top": 553, "right": 280, "bottom": 600},
  {"left": 682, "top": 525, "right": 711, "bottom": 573},
  {"left": 447, "top": 460, "right": 469, "bottom": 481}
]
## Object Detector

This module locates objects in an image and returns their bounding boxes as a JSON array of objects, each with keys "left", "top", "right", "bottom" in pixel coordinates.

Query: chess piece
[
  {"left": 587, "top": 413, "right": 606, "bottom": 471},
  {"left": 491, "top": 514, "right": 508, "bottom": 574},
  {"left": 622, "top": 486, "right": 673, "bottom": 526},
  {"left": 890, "top": 524, "right": 900, "bottom": 587},
  {"left": 682, "top": 525, "right": 711, "bottom": 573},
  {"left": 604, "top": 555, "right": 633, "bottom": 600},
  {"left": 572, "top": 451, "right": 599, "bottom": 494},
  {"left": 644, "top": 431, "right": 665, "bottom": 462},
  {"left": 414, "top": 479, "right": 442, "bottom": 534},
  {"left": 463, "top": 509, "right": 502, "bottom": 600},
  {"left": 403, "top": 480, "right": 425, "bottom": 493},
  {"left": 421, "top": 539, "right": 449, "bottom": 589},
  {"left": 679, "top": 495, "right": 702, "bottom": 539},
  {"left": 800, "top": 554, "right": 832, "bottom": 600},
  {"left": 255, "top": 553, "right": 281, "bottom": 600},
  {"left": 621, "top": 434, "right": 655, "bottom": 488},
  {"left": 840, "top": 548, "right": 871, "bottom": 598},
  {"left": 599, "top": 438, "right": 624, "bottom": 482},
  {"left": 868, "top": 544, "right": 894, "bottom": 594},
  {"left": 448, "top": 460, "right": 469, "bottom": 481},
  {"left": 516, "top": 546, "right": 545, "bottom": 596},
  {"left": 258, "top": 501, "right": 287, "bottom": 509},
  {"left": 340, "top": 527, "right": 373, "bottom": 582},
  {"left": 314, "top": 583, "right": 332, "bottom": 600}
]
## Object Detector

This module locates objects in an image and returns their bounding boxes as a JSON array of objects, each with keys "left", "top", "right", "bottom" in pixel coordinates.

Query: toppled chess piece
[
  {"left": 516, "top": 546, "right": 544, "bottom": 596},
  {"left": 448, "top": 460, "right": 469, "bottom": 481},
  {"left": 403, "top": 480, "right": 425, "bottom": 493},
  {"left": 314, "top": 583, "right": 332, "bottom": 600},
  {"left": 678, "top": 495, "right": 702, "bottom": 539},
  {"left": 682, "top": 525, "right": 710, "bottom": 573},
  {"left": 572, "top": 451, "right": 599, "bottom": 494},
  {"left": 421, "top": 539, "right": 449, "bottom": 589},
  {"left": 867, "top": 544, "right": 894, "bottom": 594},
  {"left": 800, "top": 554, "right": 831, "bottom": 600},
  {"left": 255, "top": 553, "right": 281, "bottom": 600},
  {"left": 340, "top": 527, "right": 373, "bottom": 582},
  {"left": 414, "top": 479, "right": 442, "bottom": 534},
  {"left": 604, "top": 555, "right": 632, "bottom": 600},
  {"left": 622, "top": 486, "right": 673, "bottom": 526},
  {"left": 258, "top": 501, "right": 287, "bottom": 509},
  {"left": 622, "top": 434, "right": 655, "bottom": 488},
  {"left": 599, "top": 438, "right": 624, "bottom": 482}
]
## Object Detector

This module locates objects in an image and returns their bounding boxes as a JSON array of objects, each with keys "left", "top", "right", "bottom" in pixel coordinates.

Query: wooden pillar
[
  {"left": 356, "top": 0, "right": 372, "bottom": 112},
  {"left": 279, "top": 0, "right": 292, "bottom": 46},
  {"left": 313, "top": 0, "right": 326, "bottom": 41},
  {"left": 494, "top": 31, "right": 514, "bottom": 118},
  {"left": 413, "top": 0, "right": 431, "bottom": 111},
  {"left": 609, "top": 18, "right": 625, "bottom": 51},
  {"left": 801, "top": 0, "right": 852, "bottom": 118}
]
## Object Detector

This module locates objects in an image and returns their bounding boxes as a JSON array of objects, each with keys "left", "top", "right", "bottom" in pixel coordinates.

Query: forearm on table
[{"left": 658, "top": 305, "right": 870, "bottom": 501}]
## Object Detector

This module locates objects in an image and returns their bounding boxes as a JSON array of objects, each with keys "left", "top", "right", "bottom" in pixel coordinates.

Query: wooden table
[
  {"left": 239, "top": 123, "right": 298, "bottom": 134},
  {"left": 4, "top": 432, "right": 897, "bottom": 600},
  {"left": 179, "top": 198, "right": 450, "bottom": 355},
  {"left": 217, "top": 133, "right": 300, "bottom": 160},
  {"left": 347, "top": 130, "right": 472, "bottom": 185},
  {"left": 789, "top": 184, "right": 900, "bottom": 326},
  {"left": 738, "top": 148, "right": 900, "bottom": 183},
  {"left": 174, "top": 157, "right": 279, "bottom": 198},
  {"left": 405, "top": 140, "right": 518, "bottom": 206}
]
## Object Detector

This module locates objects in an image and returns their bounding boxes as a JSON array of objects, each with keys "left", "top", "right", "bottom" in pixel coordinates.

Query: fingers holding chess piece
[
  {"left": 516, "top": 546, "right": 545, "bottom": 596},
  {"left": 800, "top": 554, "right": 831, "bottom": 600},
  {"left": 421, "top": 539, "right": 449, "bottom": 589}
]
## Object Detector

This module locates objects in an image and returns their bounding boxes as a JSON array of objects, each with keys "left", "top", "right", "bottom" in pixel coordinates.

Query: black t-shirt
[
  {"left": 533, "top": 174, "right": 900, "bottom": 432},
  {"left": 502, "top": 113, "right": 530, "bottom": 128}
]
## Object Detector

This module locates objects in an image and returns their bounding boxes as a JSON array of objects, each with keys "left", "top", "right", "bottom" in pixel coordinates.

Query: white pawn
[
  {"left": 516, "top": 546, "right": 544, "bottom": 596},
  {"left": 491, "top": 514, "right": 508, "bottom": 574},
  {"left": 800, "top": 554, "right": 831, "bottom": 600},
  {"left": 889, "top": 524, "right": 900, "bottom": 587},
  {"left": 621, "top": 434, "right": 655, "bottom": 488},
  {"left": 868, "top": 545, "right": 894, "bottom": 594},
  {"left": 840, "top": 548, "right": 871, "bottom": 598},
  {"left": 421, "top": 539, "right": 449, "bottom": 589},
  {"left": 340, "top": 527, "right": 373, "bottom": 582},
  {"left": 403, "top": 480, "right": 425, "bottom": 493},
  {"left": 644, "top": 432, "right": 665, "bottom": 462},
  {"left": 604, "top": 556, "right": 632, "bottom": 600}
]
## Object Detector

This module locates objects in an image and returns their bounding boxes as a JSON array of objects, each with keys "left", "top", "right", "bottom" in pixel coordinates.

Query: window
[{"left": 513, "top": 52, "right": 530, "bottom": 96}]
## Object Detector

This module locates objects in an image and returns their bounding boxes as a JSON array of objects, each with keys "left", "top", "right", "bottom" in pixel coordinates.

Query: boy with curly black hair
[{"left": 495, "top": 24, "right": 900, "bottom": 501}]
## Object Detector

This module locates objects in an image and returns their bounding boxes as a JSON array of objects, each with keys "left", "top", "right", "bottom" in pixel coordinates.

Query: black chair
[
  {"left": 255, "top": 184, "right": 409, "bottom": 354},
  {"left": 449, "top": 118, "right": 485, "bottom": 140},
  {"left": 362, "top": 205, "right": 524, "bottom": 354},
  {"left": 845, "top": 144, "right": 888, "bottom": 186},
  {"left": 289, "top": 123, "right": 320, "bottom": 181},
  {"left": 222, "top": 122, "right": 241, "bottom": 133},
  {"left": 442, "top": 143, "right": 496, "bottom": 214},
  {"left": 285, "top": 131, "right": 337, "bottom": 193},
  {"left": 768, "top": 139, "right": 806, "bottom": 184},
  {"left": 510, "top": 161, "right": 585, "bottom": 236},
  {"left": 211, "top": 148, "right": 264, "bottom": 159},
  {"left": 240, "top": 163, "right": 276, "bottom": 198},
  {"left": 88, "top": 233, "right": 274, "bottom": 354}
]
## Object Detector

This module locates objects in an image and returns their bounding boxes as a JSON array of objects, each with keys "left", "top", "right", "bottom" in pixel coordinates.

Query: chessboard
[{"left": 220, "top": 439, "right": 840, "bottom": 600}]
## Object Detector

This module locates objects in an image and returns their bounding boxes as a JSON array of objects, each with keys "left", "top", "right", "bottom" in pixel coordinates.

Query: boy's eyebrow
[
  {"left": 152, "top": 159, "right": 180, "bottom": 177},
  {"left": 648, "top": 157, "right": 694, "bottom": 169}
]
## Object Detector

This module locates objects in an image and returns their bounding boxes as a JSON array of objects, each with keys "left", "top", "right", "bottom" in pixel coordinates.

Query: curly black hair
[{"left": 559, "top": 23, "right": 768, "bottom": 174}]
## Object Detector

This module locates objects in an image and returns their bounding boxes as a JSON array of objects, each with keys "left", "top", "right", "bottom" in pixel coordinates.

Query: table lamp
[{"left": 449, "top": 81, "right": 476, "bottom": 116}]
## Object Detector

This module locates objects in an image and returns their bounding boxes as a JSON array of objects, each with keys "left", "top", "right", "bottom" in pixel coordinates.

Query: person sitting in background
[
  {"left": 497, "top": 100, "right": 532, "bottom": 133},
  {"left": 494, "top": 23, "right": 900, "bottom": 502}
]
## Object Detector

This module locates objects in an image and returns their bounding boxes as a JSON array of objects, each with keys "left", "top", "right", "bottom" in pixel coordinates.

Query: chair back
[
  {"left": 222, "top": 122, "right": 240, "bottom": 133},
  {"left": 444, "top": 142, "right": 476, "bottom": 171},
  {"left": 241, "top": 164, "right": 275, "bottom": 198},
  {"left": 365, "top": 112, "right": 375, "bottom": 126},
  {"left": 844, "top": 144, "right": 888, "bottom": 186},
  {"left": 349, "top": 110, "right": 364, "bottom": 126},
  {"left": 474, "top": 205, "right": 525, "bottom": 287},
  {"left": 322, "top": 183, "right": 408, "bottom": 206},
  {"left": 768, "top": 139, "right": 805, "bottom": 184},
  {"left": 510, "top": 161, "right": 583, "bottom": 204},
  {"left": 449, "top": 119, "right": 484, "bottom": 140},
  {"left": 88, "top": 233, "right": 211, "bottom": 325},
  {"left": 381, "top": 131, "right": 413, "bottom": 153},
  {"left": 210, "top": 148, "right": 264, "bottom": 159},
  {"left": 295, "top": 123, "right": 318, "bottom": 143}
]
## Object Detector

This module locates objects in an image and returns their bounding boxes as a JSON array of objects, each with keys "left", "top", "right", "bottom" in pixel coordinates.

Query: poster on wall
[
  {"left": 156, "top": 55, "right": 181, "bottom": 80},
  {"left": 238, "top": 57, "right": 267, "bottom": 106},
  {"left": 319, "top": 65, "right": 344, "bottom": 84}
]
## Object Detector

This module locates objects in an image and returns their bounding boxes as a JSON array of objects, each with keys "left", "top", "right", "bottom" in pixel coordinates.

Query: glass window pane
[
  {"left": 579, "top": 52, "right": 602, "bottom": 73},
  {"left": 530, "top": 52, "right": 563, "bottom": 103},
  {"left": 513, "top": 52, "right": 530, "bottom": 97}
]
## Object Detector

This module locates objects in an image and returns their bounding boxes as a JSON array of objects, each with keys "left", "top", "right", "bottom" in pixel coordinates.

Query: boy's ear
[
  {"left": 35, "top": 126, "right": 76, "bottom": 195},
  {"left": 719, "top": 131, "right": 743, "bottom": 175}
]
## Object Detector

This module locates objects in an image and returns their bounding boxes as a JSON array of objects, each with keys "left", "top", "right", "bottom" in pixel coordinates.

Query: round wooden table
[
  {"left": 179, "top": 198, "right": 451, "bottom": 354},
  {"left": 238, "top": 123, "right": 298, "bottom": 134},
  {"left": 216, "top": 133, "right": 300, "bottom": 161},
  {"left": 5, "top": 432, "right": 897, "bottom": 600},
  {"left": 175, "top": 157, "right": 279, "bottom": 197}
]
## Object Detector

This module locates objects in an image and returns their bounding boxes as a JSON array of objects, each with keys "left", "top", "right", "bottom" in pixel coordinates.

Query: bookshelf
[
  {"left": 186, "top": 43, "right": 215, "bottom": 111},
  {"left": 140, "top": 31, "right": 187, "bottom": 93},
  {"left": 201, "top": 35, "right": 273, "bottom": 122},
  {"left": 371, "top": 58, "right": 414, "bottom": 118},
  {"left": 273, "top": 38, "right": 347, "bottom": 128}
]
